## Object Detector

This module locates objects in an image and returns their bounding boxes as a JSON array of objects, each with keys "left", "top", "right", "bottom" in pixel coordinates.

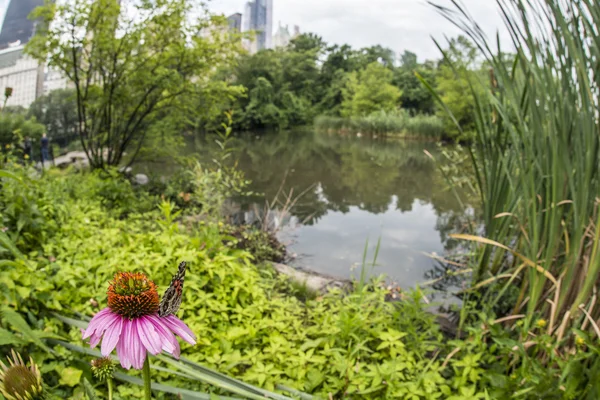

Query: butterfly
[{"left": 158, "top": 261, "right": 187, "bottom": 317}]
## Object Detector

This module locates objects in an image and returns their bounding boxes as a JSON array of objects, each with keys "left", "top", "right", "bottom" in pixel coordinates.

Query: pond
[{"left": 141, "top": 131, "right": 477, "bottom": 291}]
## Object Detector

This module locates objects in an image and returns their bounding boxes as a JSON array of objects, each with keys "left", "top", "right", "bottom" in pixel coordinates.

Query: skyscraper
[
  {"left": 0, "top": 0, "right": 10, "bottom": 34},
  {"left": 272, "top": 22, "right": 291, "bottom": 48},
  {"left": 242, "top": 0, "right": 273, "bottom": 53},
  {"left": 0, "top": 0, "right": 44, "bottom": 50},
  {"left": 0, "top": 0, "right": 45, "bottom": 107}
]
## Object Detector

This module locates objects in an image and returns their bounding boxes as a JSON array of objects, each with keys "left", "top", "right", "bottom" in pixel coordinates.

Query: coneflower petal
[
  {"left": 82, "top": 308, "right": 114, "bottom": 339},
  {"left": 101, "top": 315, "right": 123, "bottom": 357},
  {"left": 146, "top": 315, "right": 178, "bottom": 355},
  {"left": 137, "top": 317, "right": 162, "bottom": 355},
  {"left": 117, "top": 320, "right": 133, "bottom": 370},
  {"left": 130, "top": 322, "right": 146, "bottom": 370},
  {"left": 89, "top": 330, "right": 103, "bottom": 348},
  {"left": 161, "top": 315, "right": 197, "bottom": 345}
]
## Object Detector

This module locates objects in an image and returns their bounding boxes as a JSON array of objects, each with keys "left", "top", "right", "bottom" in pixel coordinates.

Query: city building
[
  {"left": 0, "top": 44, "right": 44, "bottom": 107},
  {"left": 0, "top": 0, "right": 71, "bottom": 106},
  {"left": 227, "top": 13, "right": 242, "bottom": 32},
  {"left": 242, "top": 0, "right": 273, "bottom": 54},
  {"left": 0, "top": 0, "right": 46, "bottom": 107},
  {"left": 43, "top": 67, "right": 70, "bottom": 94},
  {"left": 0, "top": 0, "right": 43, "bottom": 50},
  {"left": 272, "top": 22, "right": 291, "bottom": 48}
]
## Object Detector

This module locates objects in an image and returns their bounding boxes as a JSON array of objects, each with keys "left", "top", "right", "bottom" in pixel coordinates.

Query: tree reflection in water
[{"left": 189, "top": 131, "right": 478, "bottom": 287}]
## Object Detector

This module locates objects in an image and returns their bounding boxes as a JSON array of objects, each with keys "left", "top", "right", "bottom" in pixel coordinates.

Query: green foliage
[
  {"left": 231, "top": 36, "right": 322, "bottom": 130},
  {"left": 341, "top": 62, "right": 402, "bottom": 117},
  {"left": 188, "top": 115, "right": 252, "bottom": 220},
  {"left": 220, "top": 224, "right": 286, "bottom": 264},
  {"left": 433, "top": 36, "right": 485, "bottom": 141},
  {"left": 225, "top": 33, "right": 480, "bottom": 142},
  {"left": 437, "top": 0, "right": 600, "bottom": 378},
  {"left": 0, "top": 161, "right": 58, "bottom": 252},
  {"left": 228, "top": 37, "right": 431, "bottom": 131},
  {"left": 0, "top": 164, "right": 495, "bottom": 399},
  {"left": 1, "top": 157, "right": 599, "bottom": 398},
  {"left": 0, "top": 113, "right": 45, "bottom": 148},
  {"left": 315, "top": 111, "right": 444, "bottom": 139},
  {"left": 394, "top": 51, "right": 437, "bottom": 115}
]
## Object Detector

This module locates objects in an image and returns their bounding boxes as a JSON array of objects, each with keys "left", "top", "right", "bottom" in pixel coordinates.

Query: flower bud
[
  {"left": 0, "top": 350, "right": 45, "bottom": 400},
  {"left": 91, "top": 358, "right": 115, "bottom": 382}
]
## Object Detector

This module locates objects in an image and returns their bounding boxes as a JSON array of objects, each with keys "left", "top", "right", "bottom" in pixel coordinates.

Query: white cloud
[{"left": 206, "top": 0, "right": 512, "bottom": 61}]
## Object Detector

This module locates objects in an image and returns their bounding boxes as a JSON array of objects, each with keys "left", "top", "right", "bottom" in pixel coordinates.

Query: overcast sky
[{"left": 207, "top": 0, "right": 512, "bottom": 61}]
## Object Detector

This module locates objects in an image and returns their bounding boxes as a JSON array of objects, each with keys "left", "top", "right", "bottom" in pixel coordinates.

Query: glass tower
[{"left": 242, "top": 0, "right": 273, "bottom": 53}]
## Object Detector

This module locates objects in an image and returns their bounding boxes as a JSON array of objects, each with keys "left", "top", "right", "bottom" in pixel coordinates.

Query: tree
[
  {"left": 231, "top": 35, "right": 323, "bottom": 130},
  {"left": 358, "top": 45, "right": 395, "bottom": 67},
  {"left": 28, "top": 88, "right": 78, "bottom": 145},
  {"left": 400, "top": 50, "right": 417, "bottom": 69},
  {"left": 27, "top": 0, "right": 243, "bottom": 168},
  {"left": 435, "top": 36, "right": 483, "bottom": 140},
  {"left": 288, "top": 33, "right": 325, "bottom": 55},
  {"left": 394, "top": 55, "right": 437, "bottom": 115},
  {"left": 341, "top": 62, "right": 402, "bottom": 117}
]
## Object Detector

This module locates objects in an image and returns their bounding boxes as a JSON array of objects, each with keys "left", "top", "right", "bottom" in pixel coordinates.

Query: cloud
[{"left": 206, "top": 0, "right": 511, "bottom": 61}]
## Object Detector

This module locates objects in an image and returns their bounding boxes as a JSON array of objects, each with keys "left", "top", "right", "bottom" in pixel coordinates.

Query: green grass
[{"left": 435, "top": 0, "right": 600, "bottom": 342}]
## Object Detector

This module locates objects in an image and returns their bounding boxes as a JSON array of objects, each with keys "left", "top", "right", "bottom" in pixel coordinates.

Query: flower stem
[
  {"left": 107, "top": 378, "right": 114, "bottom": 400},
  {"left": 142, "top": 356, "right": 152, "bottom": 400}
]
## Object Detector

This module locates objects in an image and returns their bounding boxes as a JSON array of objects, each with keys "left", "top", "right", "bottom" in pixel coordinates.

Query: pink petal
[
  {"left": 161, "top": 316, "right": 197, "bottom": 345},
  {"left": 89, "top": 331, "right": 103, "bottom": 348},
  {"left": 117, "top": 319, "right": 133, "bottom": 370},
  {"left": 136, "top": 317, "right": 162, "bottom": 355},
  {"left": 82, "top": 308, "right": 114, "bottom": 339},
  {"left": 130, "top": 321, "right": 147, "bottom": 370},
  {"left": 101, "top": 315, "right": 123, "bottom": 356},
  {"left": 146, "top": 315, "right": 178, "bottom": 356}
]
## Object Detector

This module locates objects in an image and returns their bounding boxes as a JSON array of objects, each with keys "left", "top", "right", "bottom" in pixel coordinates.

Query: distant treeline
[{"left": 224, "top": 34, "right": 486, "bottom": 141}]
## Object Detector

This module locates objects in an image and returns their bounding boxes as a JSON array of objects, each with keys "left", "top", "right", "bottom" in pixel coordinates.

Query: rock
[
  {"left": 272, "top": 263, "right": 352, "bottom": 293},
  {"left": 119, "top": 166, "right": 132, "bottom": 174},
  {"left": 133, "top": 173, "right": 149, "bottom": 185},
  {"left": 40, "top": 151, "right": 89, "bottom": 169}
]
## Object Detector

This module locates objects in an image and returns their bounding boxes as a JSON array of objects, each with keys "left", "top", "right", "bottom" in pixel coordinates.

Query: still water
[{"left": 144, "top": 131, "right": 476, "bottom": 288}]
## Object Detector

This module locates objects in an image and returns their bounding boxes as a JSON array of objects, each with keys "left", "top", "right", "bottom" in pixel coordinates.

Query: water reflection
[{"left": 196, "top": 131, "right": 476, "bottom": 287}]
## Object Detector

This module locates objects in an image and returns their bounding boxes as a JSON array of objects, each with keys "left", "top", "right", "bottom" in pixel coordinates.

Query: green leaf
[
  {"left": 60, "top": 367, "right": 83, "bottom": 387},
  {"left": 0, "top": 169, "right": 22, "bottom": 181},
  {"left": 52, "top": 312, "right": 88, "bottom": 329},
  {"left": 0, "top": 231, "right": 25, "bottom": 260},
  {"left": 82, "top": 378, "right": 100, "bottom": 400},
  {"left": 1, "top": 307, "right": 53, "bottom": 353},
  {"left": 113, "top": 372, "right": 240, "bottom": 400},
  {"left": 0, "top": 327, "right": 23, "bottom": 346}
]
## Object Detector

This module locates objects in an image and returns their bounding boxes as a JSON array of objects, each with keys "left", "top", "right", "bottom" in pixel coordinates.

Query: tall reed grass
[
  {"left": 436, "top": 0, "right": 600, "bottom": 342},
  {"left": 314, "top": 111, "right": 444, "bottom": 140}
]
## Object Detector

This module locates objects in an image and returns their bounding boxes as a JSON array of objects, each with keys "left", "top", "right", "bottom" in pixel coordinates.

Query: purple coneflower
[{"left": 82, "top": 272, "right": 196, "bottom": 370}]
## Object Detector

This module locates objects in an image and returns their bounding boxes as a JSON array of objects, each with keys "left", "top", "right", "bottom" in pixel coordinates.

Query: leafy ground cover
[{"left": 1, "top": 156, "right": 598, "bottom": 399}]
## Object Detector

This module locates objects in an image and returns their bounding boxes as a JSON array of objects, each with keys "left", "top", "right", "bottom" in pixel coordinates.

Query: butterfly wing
[{"left": 158, "top": 261, "right": 187, "bottom": 317}]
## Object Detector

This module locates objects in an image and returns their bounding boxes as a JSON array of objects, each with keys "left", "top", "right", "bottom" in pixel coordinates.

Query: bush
[{"left": 0, "top": 113, "right": 45, "bottom": 148}]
